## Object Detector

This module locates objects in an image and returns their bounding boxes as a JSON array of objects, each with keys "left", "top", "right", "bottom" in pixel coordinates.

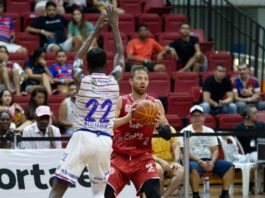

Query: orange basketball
[{"left": 132, "top": 100, "right": 158, "bottom": 125}]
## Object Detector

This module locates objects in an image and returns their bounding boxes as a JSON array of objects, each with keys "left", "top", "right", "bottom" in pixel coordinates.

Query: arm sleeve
[
  {"left": 254, "top": 79, "right": 261, "bottom": 92},
  {"left": 9, "top": 17, "right": 14, "bottom": 32},
  {"left": 49, "top": 65, "right": 56, "bottom": 78},
  {"left": 193, "top": 36, "right": 199, "bottom": 45},
  {"left": 126, "top": 40, "right": 135, "bottom": 55},
  {"left": 226, "top": 78, "right": 233, "bottom": 92},
  {"left": 202, "top": 77, "right": 211, "bottom": 92},
  {"left": 178, "top": 130, "right": 184, "bottom": 147},
  {"left": 31, "top": 17, "right": 41, "bottom": 29}
]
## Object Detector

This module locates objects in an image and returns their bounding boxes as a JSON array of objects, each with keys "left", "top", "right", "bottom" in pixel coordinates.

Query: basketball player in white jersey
[{"left": 49, "top": 6, "right": 125, "bottom": 198}]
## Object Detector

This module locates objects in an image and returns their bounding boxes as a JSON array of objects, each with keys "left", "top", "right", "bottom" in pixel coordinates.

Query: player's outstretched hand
[
  {"left": 94, "top": 12, "right": 108, "bottom": 33},
  {"left": 106, "top": 5, "right": 119, "bottom": 28}
]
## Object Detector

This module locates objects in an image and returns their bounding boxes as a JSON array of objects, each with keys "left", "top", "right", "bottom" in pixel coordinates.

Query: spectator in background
[
  {"left": 200, "top": 64, "right": 237, "bottom": 115},
  {"left": 126, "top": 24, "right": 169, "bottom": 72},
  {"left": 17, "top": 87, "right": 48, "bottom": 131},
  {"left": 235, "top": 106, "right": 265, "bottom": 155},
  {"left": 49, "top": 50, "right": 74, "bottom": 94},
  {"left": 0, "top": 46, "right": 25, "bottom": 95},
  {"left": 152, "top": 126, "right": 184, "bottom": 198},
  {"left": 0, "top": 1, "right": 28, "bottom": 53},
  {"left": 26, "top": 1, "right": 82, "bottom": 53},
  {"left": 0, "top": 111, "right": 13, "bottom": 149},
  {"left": 0, "top": 89, "right": 26, "bottom": 129},
  {"left": 34, "top": 0, "right": 65, "bottom": 15},
  {"left": 179, "top": 105, "right": 234, "bottom": 198},
  {"left": 67, "top": 6, "right": 97, "bottom": 47},
  {"left": 64, "top": 0, "right": 101, "bottom": 13},
  {"left": 58, "top": 82, "right": 76, "bottom": 135},
  {"left": 93, "top": 0, "right": 124, "bottom": 14},
  {"left": 23, "top": 48, "right": 54, "bottom": 95},
  {"left": 233, "top": 63, "right": 265, "bottom": 114},
  {"left": 22, "top": 105, "right": 61, "bottom": 149},
  {"left": 168, "top": 23, "right": 206, "bottom": 73}
]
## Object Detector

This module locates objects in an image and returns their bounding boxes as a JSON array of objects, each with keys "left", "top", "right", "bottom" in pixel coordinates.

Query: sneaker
[{"left": 219, "top": 194, "right": 230, "bottom": 198}]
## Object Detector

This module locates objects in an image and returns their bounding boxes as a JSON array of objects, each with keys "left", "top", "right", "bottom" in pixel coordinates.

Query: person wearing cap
[
  {"left": 179, "top": 105, "right": 234, "bottom": 198},
  {"left": 22, "top": 105, "right": 61, "bottom": 149}
]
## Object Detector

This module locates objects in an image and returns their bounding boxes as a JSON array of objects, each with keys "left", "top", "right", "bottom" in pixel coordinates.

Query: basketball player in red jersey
[{"left": 104, "top": 65, "right": 172, "bottom": 198}]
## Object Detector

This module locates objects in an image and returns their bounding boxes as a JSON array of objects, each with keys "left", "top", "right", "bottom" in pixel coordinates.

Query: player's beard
[{"left": 133, "top": 84, "right": 147, "bottom": 95}]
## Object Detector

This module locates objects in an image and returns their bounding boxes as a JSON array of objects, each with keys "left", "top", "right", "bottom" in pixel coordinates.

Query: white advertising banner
[{"left": 0, "top": 149, "right": 137, "bottom": 198}]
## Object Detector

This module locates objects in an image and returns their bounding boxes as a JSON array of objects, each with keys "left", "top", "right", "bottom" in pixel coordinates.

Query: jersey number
[{"left": 85, "top": 99, "right": 113, "bottom": 123}]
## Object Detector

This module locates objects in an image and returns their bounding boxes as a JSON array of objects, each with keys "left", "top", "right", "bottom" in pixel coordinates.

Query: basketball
[{"left": 132, "top": 100, "right": 158, "bottom": 125}]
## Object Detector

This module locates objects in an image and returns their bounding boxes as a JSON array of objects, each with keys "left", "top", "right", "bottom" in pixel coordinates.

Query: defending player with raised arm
[
  {"left": 49, "top": 6, "right": 125, "bottom": 198},
  {"left": 105, "top": 66, "right": 172, "bottom": 198}
]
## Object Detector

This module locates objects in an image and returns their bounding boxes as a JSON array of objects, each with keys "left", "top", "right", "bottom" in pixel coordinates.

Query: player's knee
[{"left": 141, "top": 179, "right": 161, "bottom": 198}]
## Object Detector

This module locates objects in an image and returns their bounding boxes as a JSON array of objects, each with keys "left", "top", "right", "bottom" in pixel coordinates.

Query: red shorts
[{"left": 107, "top": 152, "right": 159, "bottom": 196}]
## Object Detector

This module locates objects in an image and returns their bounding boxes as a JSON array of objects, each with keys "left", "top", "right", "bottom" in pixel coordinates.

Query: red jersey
[{"left": 112, "top": 94, "right": 156, "bottom": 156}]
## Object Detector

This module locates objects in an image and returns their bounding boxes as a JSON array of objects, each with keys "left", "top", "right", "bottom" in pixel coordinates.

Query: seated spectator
[
  {"left": 22, "top": 105, "right": 61, "bottom": 149},
  {"left": 0, "top": 89, "right": 26, "bottom": 129},
  {"left": 179, "top": 105, "right": 234, "bottom": 198},
  {"left": 67, "top": 6, "right": 97, "bottom": 47},
  {"left": 22, "top": 48, "right": 54, "bottom": 95},
  {"left": 235, "top": 106, "right": 265, "bottom": 156},
  {"left": 152, "top": 126, "right": 184, "bottom": 198},
  {"left": 126, "top": 24, "right": 169, "bottom": 72},
  {"left": 64, "top": 0, "right": 101, "bottom": 13},
  {"left": 49, "top": 50, "right": 74, "bottom": 94},
  {"left": 0, "top": 111, "right": 13, "bottom": 149},
  {"left": 58, "top": 82, "right": 76, "bottom": 135},
  {"left": 167, "top": 23, "right": 206, "bottom": 72},
  {"left": 17, "top": 87, "right": 49, "bottom": 131},
  {"left": 200, "top": 64, "right": 237, "bottom": 115},
  {"left": 233, "top": 63, "right": 265, "bottom": 114},
  {"left": 93, "top": 0, "right": 124, "bottom": 14},
  {"left": 0, "top": 46, "right": 25, "bottom": 95},
  {"left": 0, "top": 1, "right": 27, "bottom": 53},
  {"left": 26, "top": 1, "right": 82, "bottom": 53},
  {"left": 34, "top": 0, "right": 65, "bottom": 15}
]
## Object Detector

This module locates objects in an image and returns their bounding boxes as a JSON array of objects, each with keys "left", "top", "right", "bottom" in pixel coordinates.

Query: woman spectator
[
  {"left": 17, "top": 87, "right": 49, "bottom": 131},
  {"left": 22, "top": 48, "right": 54, "bottom": 95},
  {"left": 67, "top": 6, "right": 97, "bottom": 47},
  {"left": 0, "top": 89, "right": 26, "bottom": 129}
]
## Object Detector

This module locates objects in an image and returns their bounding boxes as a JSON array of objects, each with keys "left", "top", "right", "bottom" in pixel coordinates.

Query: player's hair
[
  {"left": 86, "top": 48, "right": 107, "bottom": 70},
  {"left": 130, "top": 65, "right": 148, "bottom": 79},
  {"left": 46, "top": 1, "right": 56, "bottom": 9}
]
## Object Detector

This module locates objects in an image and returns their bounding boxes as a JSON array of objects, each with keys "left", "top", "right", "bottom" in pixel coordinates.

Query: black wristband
[{"left": 156, "top": 124, "right": 172, "bottom": 140}]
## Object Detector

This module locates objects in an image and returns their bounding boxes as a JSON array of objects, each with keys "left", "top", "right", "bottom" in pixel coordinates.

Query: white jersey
[{"left": 74, "top": 73, "right": 119, "bottom": 136}]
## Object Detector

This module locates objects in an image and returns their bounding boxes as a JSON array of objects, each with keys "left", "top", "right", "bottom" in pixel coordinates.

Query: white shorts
[
  {"left": 0, "top": 41, "right": 22, "bottom": 53},
  {"left": 55, "top": 130, "right": 112, "bottom": 185},
  {"left": 46, "top": 37, "right": 73, "bottom": 52}
]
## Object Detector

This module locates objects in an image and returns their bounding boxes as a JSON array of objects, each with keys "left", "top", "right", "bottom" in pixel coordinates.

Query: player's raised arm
[
  {"left": 106, "top": 6, "right": 125, "bottom": 82},
  {"left": 73, "top": 12, "right": 107, "bottom": 86}
]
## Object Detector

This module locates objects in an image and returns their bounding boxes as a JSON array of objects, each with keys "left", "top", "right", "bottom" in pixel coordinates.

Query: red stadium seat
[
  {"left": 143, "top": 0, "right": 172, "bottom": 15},
  {"left": 148, "top": 72, "right": 170, "bottom": 97},
  {"left": 191, "top": 86, "right": 202, "bottom": 103},
  {"left": 119, "top": 72, "right": 131, "bottom": 95},
  {"left": 118, "top": 14, "right": 135, "bottom": 34},
  {"left": 216, "top": 114, "right": 243, "bottom": 129},
  {"left": 167, "top": 93, "right": 193, "bottom": 117},
  {"left": 157, "top": 32, "right": 180, "bottom": 46},
  {"left": 164, "top": 14, "right": 188, "bottom": 32},
  {"left": 22, "top": 12, "right": 38, "bottom": 31},
  {"left": 165, "top": 114, "right": 182, "bottom": 129},
  {"left": 119, "top": 0, "right": 143, "bottom": 15},
  {"left": 200, "top": 71, "right": 214, "bottom": 85},
  {"left": 172, "top": 72, "right": 200, "bottom": 94},
  {"left": 190, "top": 29, "right": 213, "bottom": 53},
  {"left": 13, "top": 95, "right": 30, "bottom": 110},
  {"left": 137, "top": 14, "right": 162, "bottom": 35},
  {"left": 6, "top": 0, "right": 31, "bottom": 13},
  {"left": 4, "top": 13, "right": 21, "bottom": 32},
  {"left": 161, "top": 54, "right": 178, "bottom": 76},
  {"left": 206, "top": 51, "right": 233, "bottom": 71},
  {"left": 103, "top": 32, "right": 128, "bottom": 54},
  {"left": 85, "top": 14, "right": 108, "bottom": 32},
  {"left": 15, "top": 32, "right": 40, "bottom": 54},
  {"left": 8, "top": 52, "right": 28, "bottom": 67}
]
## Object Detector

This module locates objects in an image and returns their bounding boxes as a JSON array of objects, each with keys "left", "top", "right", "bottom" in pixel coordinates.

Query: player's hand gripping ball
[{"left": 132, "top": 100, "right": 158, "bottom": 125}]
